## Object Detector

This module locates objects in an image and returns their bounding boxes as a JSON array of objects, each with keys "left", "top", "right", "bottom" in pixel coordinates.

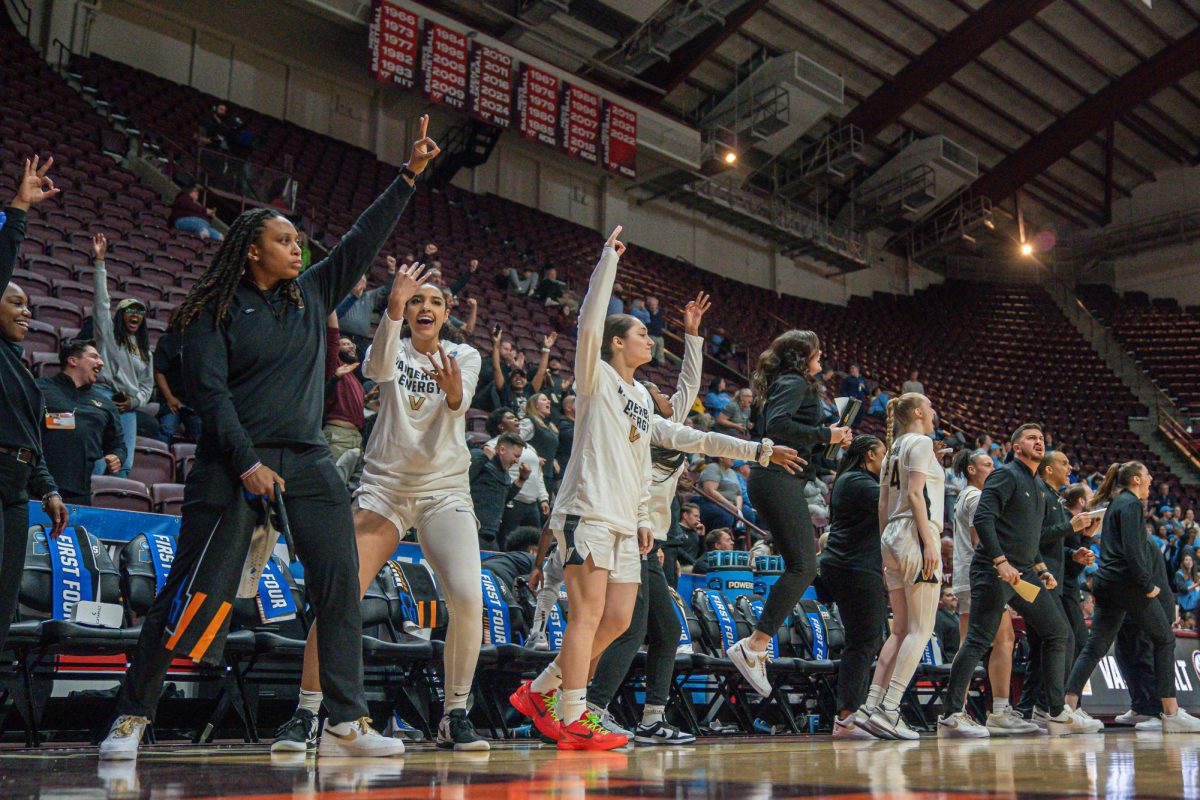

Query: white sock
[
  {"left": 559, "top": 689, "right": 587, "bottom": 726},
  {"left": 530, "top": 661, "right": 563, "bottom": 694},
  {"left": 445, "top": 685, "right": 471, "bottom": 713},
  {"left": 532, "top": 588, "right": 558, "bottom": 634},
  {"left": 298, "top": 689, "right": 323, "bottom": 715},
  {"left": 865, "top": 684, "right": 884, "bottom": 710},
  {"left": 993, "top": 697, "right": 1009, "bottom": 715},
  {"left": 882, "top": 680, "right": 907, "bottom": 712},
  {"left": 642, "top": 704, "right": 665, "bottom": 726}
]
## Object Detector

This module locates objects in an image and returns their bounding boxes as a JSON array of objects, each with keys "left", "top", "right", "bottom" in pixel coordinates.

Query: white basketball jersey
[{"left": 881, "top": 433, "right": 945, "bottom": 530}]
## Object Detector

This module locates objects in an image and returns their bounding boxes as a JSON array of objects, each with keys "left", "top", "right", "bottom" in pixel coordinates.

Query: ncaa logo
[{"left": 1191, "top": 650, "right": 1200, "bottom": 681}]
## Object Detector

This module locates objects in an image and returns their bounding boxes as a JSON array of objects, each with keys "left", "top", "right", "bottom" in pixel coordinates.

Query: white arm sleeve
[
  {"left": 362, "top": 310, "right": 403, "bottom": 382},
  {"left": 573, "top": 247, "right": 619, "bottom": 396},
  {"left": 446, "top": 345, "right": 481, "bottom": 417},
  {"left": 651, "top": 417, "right": 760, "bottom": 460},
  {"left": 668, "top": 334, "right": 704, "bottom": 423},
  {"left": 92, "top": 260, "right": 115, "bottom": 352}
]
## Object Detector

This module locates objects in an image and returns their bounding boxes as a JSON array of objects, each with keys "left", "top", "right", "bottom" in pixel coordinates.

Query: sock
[
  {"left": 532, "top": 588, "right": 557, "bottom": 634},
  {"left": 297, "top": 689, "right": 323, "bottom": 715},
  {"left": 881, "top": 679, "right": 907, "bottom": 712},
  {"left": 642, "top": 704, "right": 665, "bottom": 726},
  {"left": 558, "top": 689, "right": 587, "bottom": 727},
  {"left": 993, "top": 697, "right": 1009, "bottom": 715},
  {"left": 445, "top": 685, "right": 471, "bottom": 713},
  {"left": 530, "top": 661, "right": 563, "bottom": 694},
  {"left": 865, "top": 684, "right": 884, "bottom": 710}
]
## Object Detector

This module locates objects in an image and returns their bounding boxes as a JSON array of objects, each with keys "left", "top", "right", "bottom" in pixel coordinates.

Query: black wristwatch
[{"left": 400, "top": 163, "right": 417, "bottom": 182}]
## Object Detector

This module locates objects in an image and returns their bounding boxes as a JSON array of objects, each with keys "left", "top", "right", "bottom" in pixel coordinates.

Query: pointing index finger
[{"left": 418, "top": 114, "right": 429, "bottom": 142}]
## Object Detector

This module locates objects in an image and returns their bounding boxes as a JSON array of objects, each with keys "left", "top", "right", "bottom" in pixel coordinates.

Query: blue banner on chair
[
  {"left": 146, "top": 532, "right": 176, "bottom": 594},
  {"left": 546, "top": 602, "right": 566, "bottom": 651},
  {"left": 480, "top": 569, "right": 510, "bottom": 645},
  {"left": 747, "top": 598, "right": 778, "bottom": 658},
  {"left": 47, "top": 527, "right": 94, "bottom": 619},
  {"left": 703, "top": 590, "right": 738, "bottom": 653},
  {"left": 257, "top": 558, "right": 297, "bottom": 624},
  {"left": 805, "top": 609, "right": 827, "bottom": 659}
]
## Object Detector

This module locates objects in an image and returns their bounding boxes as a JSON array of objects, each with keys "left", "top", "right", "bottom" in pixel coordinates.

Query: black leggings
[
  {"left": 588, "top": 544, "right": 681, "bottom": 710},
  {"left": 0, "top": 456, "right": 31, "bottom": 654},
  {"left": 1016, "top": 589, "right": 1086, "bottom": 715},
  {"left": 1066, "top": 578, "right": 1176, "bottom": 701},
  {"left": 748, "top": 469, "right": 816, "bottom": 635},
  {"left": 820, "top": 562, "right": 887, "bottom": 713},
  {"left": 1115, "top": 619, "right": 1163, "bottom": 716}
]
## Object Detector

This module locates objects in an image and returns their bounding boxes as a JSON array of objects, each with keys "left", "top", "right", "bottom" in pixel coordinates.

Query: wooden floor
[{"left": 1, "top": 732, "right": 1198, "bottom": 798}]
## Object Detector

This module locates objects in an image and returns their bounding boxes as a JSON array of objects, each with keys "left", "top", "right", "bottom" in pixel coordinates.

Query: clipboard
[{"left": 825, "top": 397, "right": 861, "bottom": 459}]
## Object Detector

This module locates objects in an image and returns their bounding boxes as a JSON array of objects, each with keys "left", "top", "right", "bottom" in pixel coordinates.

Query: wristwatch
[{"left": 400, "top": 163, "right": 417, "bottom": 182}]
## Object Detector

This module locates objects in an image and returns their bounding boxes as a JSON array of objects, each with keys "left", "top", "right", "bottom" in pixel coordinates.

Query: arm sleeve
[
  {"left": 92, "top": 259, "right": 116, "bottom": 353},
  {"left": 335, "top": 294, "right": 357, "bottom": 319},
  {"left": 468, "top": 451, "right": 487, "bottom": 482},
  {"left": 506, "top": 480, "right": 522, "bottom": 502},
  {"left": 651, "top": 417, "right": 760, "bottom": 460},
  {"left": 182, "top": 310, "right": 261, "bottom": 475},
  {"left": 573, "top": 247, "right": 619, "bottom": 396},
  {"left": 298, "top": 174, "right": 416, "bottom": 311},
  {"left": 637, "top": 442, "right": 652, "bottom": 530},
  {"left": 1040, "top": 500, "right": 1075, "bottom": 545},
  {"left": 519, "top": 417, "right": 535, "bottom": 442},
  {"left": 105, "top": 409, "right": 127, "bottom": 462},
  {"left": 449, "top": 270, "right": 471, "bottom": 296},
  {"left": 972, "top": 469, "right": 1016, "bottom": 563},
  {"left": 131, "top": 356, "right": 154, "bottom": 408},
  {"left": 762, "top": 376, "right": 831, "bottom": 448},
  {"left": 0, "top": 206, "right": 26, "bottom": 286},
  {"left": 448, "top": 346, "right": 481, "bottom": 417},
  {"left": 668, "top": 334, "right": 705, "bottom": 423},
  {"left": 362, "top": 310, "right": 403, "bottom": 382},
  {"left": 901, "top": 435, "right": 936, "bottom": 474}
]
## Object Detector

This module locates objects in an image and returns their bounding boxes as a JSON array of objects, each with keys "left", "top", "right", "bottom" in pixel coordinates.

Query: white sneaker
[
  {"left": 986, "top": 709, "right": 1041, "bottom": 736},
  {"left": 938, "top": 712, "right": 990, "bottom": 738},
  {"left": 833, "top": 713, "right": 877, "bottom": 739},
  {"left": 1114, "top": 709, "right": 1154, "bottom": 726},
  {"left": 1162, "top": 708, "right": 1200, "bottom": 734},
  {"left": 1072, "top": 707, "right": 1106, "bottom": 734},
  {"left": 727, "top": 639, "right": 772, "bottom": 698},
  {"left": 525, "top": 630, "right": 550, "bottom": 651},
  {"left": 319, "top": 717, "right": 406, "bottom": 757},
  {"left": 99, "top": 715, "right": 149, "bottom": 761},
  {"left": 867, "top": 708, "right": 920, "bottom": 740},
  {"left": 634, "top": 720, "right": 696, "bottom": 745},
  {"left": 1031, "top": 707, "right": 1052, "bottom": 731},
  {"left": 1135, "top": 717, "right": 1163, "bottom": 731},
  {"left": 588, "top": 704, "right": 632, "bottom": 739},
  {"left": 1047, "top": 709, "right": 1100, "bottom": 737}
]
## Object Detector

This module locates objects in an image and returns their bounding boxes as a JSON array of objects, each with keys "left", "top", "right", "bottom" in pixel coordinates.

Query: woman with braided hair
[{"left": 100, "top": 117, "right": 441, "bottom": 761}]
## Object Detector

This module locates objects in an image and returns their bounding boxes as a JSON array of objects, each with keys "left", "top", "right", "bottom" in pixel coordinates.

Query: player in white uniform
[
  {"left": 274, "top": 261, "right": 489, "bottom": 753},
  {"left": 856, "top": 392, "right": 944, "bottom": 740}
]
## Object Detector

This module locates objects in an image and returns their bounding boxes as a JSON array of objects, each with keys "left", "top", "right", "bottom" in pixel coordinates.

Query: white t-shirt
[
  {"left": 952, "top": 485, "right": 982, "bottom": 593},
  {"left": 881, "top": 433, "right": 945, "bottom": 530},
  {"left": 358, "top": 314, "right": 481, "bottom": 497}
]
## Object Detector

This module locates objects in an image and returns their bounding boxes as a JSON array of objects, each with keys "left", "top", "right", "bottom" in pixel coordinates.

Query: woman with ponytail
[
  {"left": 1064, "top": 461, "right": 1200, "bottom": 733},
  {"left": 726, "top": 330, "right": 851, "bottom": 698},
  {"left": 101, "top": 118, "right": 441, "bottom": 761},
  {"left": 818, "top": 434, "right": 889, "bottom": 738}
]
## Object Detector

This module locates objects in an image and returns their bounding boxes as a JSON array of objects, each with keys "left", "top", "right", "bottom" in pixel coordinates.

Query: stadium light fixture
[
  {"left": 723, "top": 151, "right": 738, "bottom": 165},
  {"left": 1020, "top": 242, "right": 1033, "bottom": 257}
]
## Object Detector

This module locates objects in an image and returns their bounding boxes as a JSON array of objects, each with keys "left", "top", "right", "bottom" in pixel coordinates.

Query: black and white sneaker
[
  {"left": 436, "top": 709, "right": 490, "bottom": 751},
  {"left": 271, "top": 708, "right": 319, "bottom": 753},
  {"left": 634, "top": 720, "right": 696, "bottom": 745}
]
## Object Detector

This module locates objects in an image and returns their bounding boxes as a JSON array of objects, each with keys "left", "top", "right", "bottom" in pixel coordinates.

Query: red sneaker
[
  {"left": 509, "top": 681, "right": 561, "bottom": 740},
  {"left": 557, "top": 711, "right": 629, "bottom": 751}
]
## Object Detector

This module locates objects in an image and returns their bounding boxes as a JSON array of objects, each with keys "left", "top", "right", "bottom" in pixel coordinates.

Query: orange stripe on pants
[
  {"left": 165, "top": 592, "right": 207, "bottom": 651},
  {"left": 189, "top": 601, "right": 232, "bottom": 661}
]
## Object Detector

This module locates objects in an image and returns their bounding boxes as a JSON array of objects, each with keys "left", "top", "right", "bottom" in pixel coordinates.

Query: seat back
[
  {"left": 21, "top": 525, "right": 120, "bottom": 619},
  {"left": 732, "top": 595, "right": 780, "bottom": 658},
  {"left": 790, "top": 599, "right": 844, "bottom": 660},
  {"left": 382, "top": 559, "right": 447, "bottom": 634},
  {"left": 666, "top": 585, "right": 694, "bottom": 654},
  {"left": 480, "top": 568, "right": 517, "bottom": 645},
  {"left": 689, "top": 588, "right": 738, "bottom": 656},
  {"left": 118, "top": 532, "right": 172, "bottom": 615}
]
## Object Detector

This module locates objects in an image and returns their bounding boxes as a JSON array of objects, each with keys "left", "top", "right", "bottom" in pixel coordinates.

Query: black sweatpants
[
  {"left": 820, "top": 562, "right": 887, "bottom": 713},
  {"left": 588, "top": 543, "right": 680, "bottom": 710},
  {"left": 748, "top": 469, "right": 816, "bottom": 635},
  {"left": 1015, "top": 589, "right": 1086, "bottom": 716},
  {"left": 1066, "top": 578, "right": 1176, "bottom": 701},
  {"left": 116, "top": 446, "right": 368, "bottom": 724},
  {"left": 1115, "top": 620, "right": 1163, "bottom": 716},
  {"left": 946, "top": 559, "right": 1071, "bottom": 716},
  {"left": 0, "top": 456, "right": 31, "bottom": 655}
]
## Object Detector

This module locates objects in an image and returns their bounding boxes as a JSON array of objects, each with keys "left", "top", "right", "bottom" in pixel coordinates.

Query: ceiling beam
[
  {"left": 971, "top": 26, "right": 1200, "bottom": 204},
  {"left": 839, "top": 0, "right": 1054, "bottom": 141}
]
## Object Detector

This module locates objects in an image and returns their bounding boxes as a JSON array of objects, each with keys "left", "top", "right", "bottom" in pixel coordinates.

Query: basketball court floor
[{"left": 2, "top": 732, "right": 1197, "bottom": 799}]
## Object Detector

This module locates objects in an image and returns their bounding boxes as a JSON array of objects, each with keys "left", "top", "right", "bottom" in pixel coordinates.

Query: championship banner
[
  {"left": 147, "top": 531, "right": 176, "bottom": 594},
  {"left": 369, "top": 0, "right": 419, "bottom": 89},
  {"left": 560, "top": 84, "right": 600, "bottom": 164},
  {"left": 47, "top": 527, "right": 94, "bottom": 620},
  {"left": 545, "top": 602, "right": 566, "bottom": 651},
  {"left": 257, "top": 558, "right": 297, "bottom": 624},
  {"left": 468, "top": 43, "right": 514, "bottom": 128},
  {"left": 480, "top": 569, "right": 511, "bottom": 645},
  {"left": 601, "top": 100, "right": 637, "bottom": 179},
  {"left": 421, "top": 21, "right": 468, "bottom": 112},
  {"left": 517, "top": 64, "right": 559, "bottom": 147},
  {"left": 704, "top": 591, "right": 738, "bottom": 653}
]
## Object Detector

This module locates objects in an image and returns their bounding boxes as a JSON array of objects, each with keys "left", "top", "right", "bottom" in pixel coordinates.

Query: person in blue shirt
[
  {"left": 840, "top": 365, "right": 867, "bottom": 402},
  {"left": 867, "top": 386, "right": 890, "bottom": 418},
  {"left": 606, "top": 282, "right": 625, "bottom": 316},
  {"left": 704, "top": 377, "right": 732, "bottom": 414},
  {"left": 645, "top": 296, "right": 665, "bottom": 364},
  {"left": 629, "top": 297, "right": 650, "bottom": 325},
  {"left": 732, "top": 460, "right": 759, "bottom": 527}
]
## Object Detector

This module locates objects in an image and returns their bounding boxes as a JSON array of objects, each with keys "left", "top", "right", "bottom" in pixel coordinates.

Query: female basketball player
[
  {"left": 1064, "top": 461, "right": 1200, "bottom": 733},
  {"left": 726, "top": 331, "right": 851, "bottom": 697},
  {"left": 273, "top": 258, "right": 488, "bottom": 753}
]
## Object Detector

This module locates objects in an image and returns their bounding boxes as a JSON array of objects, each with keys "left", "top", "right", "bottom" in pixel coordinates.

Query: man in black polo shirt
[
  {"left": 938, "top": 423, "right": 1097, "bottom": 737},
  {"left": 39, "top": 339, "right": 127, "bottom": 505}
]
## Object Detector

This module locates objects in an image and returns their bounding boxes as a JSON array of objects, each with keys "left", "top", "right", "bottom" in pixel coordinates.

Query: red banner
[
  {"left": 468, "top": 44, "right": 514, "bottom": 128},
  {"left": 421, "top": 22, "right": 468, "bottom": 112},
  {"left": 368, "top": 1, "right": 418, "bottom": 89},
  {"left": 518, "top": 64, "right": 560, "bottom": 147},
  {"left": 560, "top": 84, "right": 601, "bottom": 165},
  {"left": 602, "top": 101, "right": 637, "bottom": 179}
]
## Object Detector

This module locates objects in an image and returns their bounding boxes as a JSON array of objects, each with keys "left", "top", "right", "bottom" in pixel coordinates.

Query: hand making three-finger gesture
[{"left": 421, "top": 344, "right": 464, "bottom": 411}]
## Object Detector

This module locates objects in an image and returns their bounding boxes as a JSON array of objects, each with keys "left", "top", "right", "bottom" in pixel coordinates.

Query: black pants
[
  {"left": 1015, "top": 589, "right": 1086, "bottom": 716},
  {"left": 588, "top": 543, "right": 681, "bottom": 710},
  {"left": 946, "top": 560, "right": 1071, "bottom": 716},
  {"left": 116, "top": 446, "right": 368, "bottom": 724},
  {"left": 660, "top": 544, "right": 680, "bottom": 589},
  {"left": 748, "top": 469, "right": 815, "bottom": 635},
  {"left": 499, "top": 500, "right": 541, "bottom": 549},
  {"left": 0, "top": 456, "right": 31, "bottom": 654},
  {"left": 1115, "top": 621, "right": 1163, "bottom": 716},
  {"left": 821, "top": 562, "right": 887, "bottom": 713},
  {"left": 1066, "top": 578, "right": 1176, "bottom": 701}
]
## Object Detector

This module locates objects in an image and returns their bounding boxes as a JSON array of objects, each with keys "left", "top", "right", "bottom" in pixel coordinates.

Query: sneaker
[
  {"left": 1031, "top": 707, "right": 1052, "bottom": 731},
  {"left": 589, "top": 705, "right": 632, "bottom": 740},
  {"left": 727, "top": 638, "right": 772, "bottom": 698},
  {"left": 271, "top": 708, "right": 319, "bottom": 753},
  {"left": 99, "top": 715, "right": 149, "bottom": 761},
  {"left": 634, "top": 720, "right": 696, "bottom": 745},
  {"left": 938, "top": 712, "right": 990, "bottom": 738},
  {"left": 1114, "top": 709, "right": 1155, "bottom": 726},
  {"left": 1072, "top": 707, "right": 1105, "bottom": 734},
  {"left": 1162, "top": 708, "right": 1200, "bottom": 734},
  {"left": 833, "top": 714, "right": 877, "bottom": 740},
  {"left": 986, "top": 709, "right": 1041, "bottom": 736},
  {"left": 509, "top": 681, "right": 561, "bottom": 741},
  {"left": 1135, "top": 717, "right": 1163, "bottom": 731},
  {"left": 436, "top": 709, "right": 490, "bottom": 751},
  {"left": 318, "top": 717, "right": 405, "bottom": 757},
  {"left": 525, "top": 630, "right": 550, "bottom": 651},
  {"left": 558, "top": 711, "right": 629, "bottom": 751},
  {"left": 867, "top": 708, "right": 920, "bottom": 740},
  {"left": 1047, "top": 709, "right": 1099, "bottom": 737}
]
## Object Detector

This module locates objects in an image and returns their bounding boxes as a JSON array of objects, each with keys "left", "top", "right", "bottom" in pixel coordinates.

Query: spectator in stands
[
  {"left": 520, "top": 393, "right": 559, "bottom": 488},
  {"left": 489, "top": 331, "right": 535, "bottom": 413},
  {"left": 297, "top": 230, "right": 312, "bottom": 270},
  {"left": 937, "top": 586, "right": 960, "bottom": 659},
  {"left": 91, "top": 234, "right": 152, "bottom": 478},
  {"left": 818, "top": 382, "right": 839, "bottom": 424},
  {"left": 841, "top": 365, "right": 868, "bottom": 404},
  {"left": 336, "top": 256, "right": 396, "bottom": 350},
  {"left": 1080, "top": 591, "right": 1095, "bottom": 622},
  {"left": 532, "top": 349, "right": 569, "bottom": 420},
  {"left": 0, "top": 155, "right": 69, "bottom": 655},
  {"left": 1154, "top": 483, "right": 1177, "bottom": 510},
  {"left": 323, "top": 313, "right": 364, "bottom": 485},
  {"left": 505, "top": 266, "right": 538, "bottom": 296},
  {"left": 1174, "top": 554, "right": 1200, "bottom": 614},
  {"left": 169, "top": 185, "right": 223, "bottom": 241},
  {"left": 534, "top": 266, "right": 568, "bottom": 306},
  {"left": 692, "top": 527, "right": 735, "bottom": 575},
  {"left": 553, "top": 303, "right": 578, "bottom": 337},
  {"left": 606, "top": 282, "right": 626, "bottom": 316},
  {"left": 645, "top": 296, "right": 665, "bottom": 364},
  {"left": 447, "top": 258, "right": 478, "bottom": 298},
  {"left": 39, "top": 340, "right": 127, "bottom": 505},
  {"left": 485, "top": 407, "right": 548, "bottom": 545},
  {"left": 867, "top": 386, "right": 890, "bottom": 418},
  {"left": 704, "top": 377, "right": 732, "bottom": 415},
  {"left": 629, "top": 297, "right": 650, "bottom": 325},
  {"left": 1160, "top": 506, "right": 1182, "bottom": 538},
  {"left": 732, "top": 459, "right": 759, "bottom": 527},
  {"left": 470, "top": 432, "right": 530, "bottom": 551},
  {"left": 696, "top": 456, "right": 743, "bottom": 532},
  {"left": 902, "top": 369, "right": 924, "bottom": 395},
  {"left": 153, "top": 329, "right": 200, "bottom": 444},
  {"left": 714, "top": 388, "right": 753, "bottom": 437},
  {"left": 1182, "top": 509, "right": 1199, "bottom": 539},
  {"left": 198, "top": 102, "right": 233, "bottom": 150},
  {"left": 670, "top": 501, "right": 705, "bottom": 577}
]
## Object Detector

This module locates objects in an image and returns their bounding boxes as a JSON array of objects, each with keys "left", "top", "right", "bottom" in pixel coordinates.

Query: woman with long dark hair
[
  {"left": 1064, "top": 461, "right": 1200, "bottom": 733},
  {"left": 727, "top": 330, "right": 851, "bottom": 697},
  {"left": 521, "top": 391, "right": 559, "bottom": 489},
  {"left": 100, "top": 118, "right": 441, "bottom": 761}
]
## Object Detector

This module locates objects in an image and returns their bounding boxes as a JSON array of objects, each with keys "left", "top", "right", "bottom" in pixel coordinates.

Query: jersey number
[{"left": 887, "top": 462, "right": 901, "bottom": 489}]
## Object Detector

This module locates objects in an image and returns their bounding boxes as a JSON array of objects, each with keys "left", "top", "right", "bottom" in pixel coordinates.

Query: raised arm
[
  {"left": 651, "top": 416, "right": 805, "bottom": 472},
  {"left": 668, "top": 292, "right": 710, "bottom": 422},
  {"left": 491, "top": 327, "right": 506, "bottom": 390},
  {"left": 531, "top": 332, "right": 556, "bottom": 392},
  {"left": 90, "top": 234, "right": 115, "bottom": 350},
  {"left": 574, "top": 227, "right": 625, "bottom": 395},
  {"left": 2, "top": 156, "right": 59, "bottom": 284},
  {"left": 362, "top": 261, "right": 430, "bottom": 383}
]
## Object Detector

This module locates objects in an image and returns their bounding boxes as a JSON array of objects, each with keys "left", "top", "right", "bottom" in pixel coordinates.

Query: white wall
[{"left": 1101, "top": 166, "right": 1200, "bottom": 300}]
